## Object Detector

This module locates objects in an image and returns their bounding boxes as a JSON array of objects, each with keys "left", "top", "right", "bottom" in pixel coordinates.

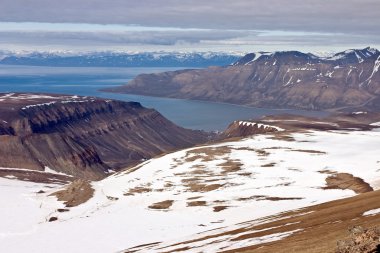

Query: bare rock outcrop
[{"left": 336, "top": 226, "right": 380, "bottom": 253}]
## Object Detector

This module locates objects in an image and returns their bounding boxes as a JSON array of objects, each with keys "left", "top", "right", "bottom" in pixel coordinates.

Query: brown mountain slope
[
  {"left": 0, "top": 93, "right": 210, "bottom": 180},
  {"left": 125, "top": 189, "right": 380, "bottom": 253},
  {"left": 105, "top": 47, "right": 380, "bottom": 111}
]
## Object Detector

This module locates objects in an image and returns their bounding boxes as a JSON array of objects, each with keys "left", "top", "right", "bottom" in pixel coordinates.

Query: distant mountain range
[
  {"left": 0, "top": 51, "right": 242, "bottom": 67},
  {"left": 105, "top": 47, "right": 380, "bottom": 111}
]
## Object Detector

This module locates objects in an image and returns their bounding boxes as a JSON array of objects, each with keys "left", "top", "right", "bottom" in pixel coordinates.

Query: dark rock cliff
[{"left": 0, "top": 93, "right": 210, "bottom": 180}]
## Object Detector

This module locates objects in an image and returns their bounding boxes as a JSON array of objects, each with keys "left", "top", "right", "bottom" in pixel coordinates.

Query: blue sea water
[{"left": 0, "top": 64, "right": 327, "bottom": 131}]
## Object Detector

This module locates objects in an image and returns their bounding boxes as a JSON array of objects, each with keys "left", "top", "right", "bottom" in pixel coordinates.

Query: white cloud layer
[{"left": 0, "top": 1, "right": 379, "bottom": 52}]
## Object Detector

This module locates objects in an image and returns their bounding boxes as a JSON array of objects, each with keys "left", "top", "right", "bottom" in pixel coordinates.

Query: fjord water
[{"left": 0, "top": 65, "right": 327, "bottom": 131}]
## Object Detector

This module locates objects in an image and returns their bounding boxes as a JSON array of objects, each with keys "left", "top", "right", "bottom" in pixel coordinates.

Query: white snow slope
[{"left": 1, "top": 129, "right": 380, "bottom": 253}]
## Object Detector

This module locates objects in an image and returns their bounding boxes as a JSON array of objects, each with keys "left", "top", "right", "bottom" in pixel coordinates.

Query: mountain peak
[
  {"left": 233, "top": 47, "right": 379, "bottom": 66},
  {"left": 233, "top": 50, "right": 316, "bottom": 66},
  {"left": 326, "top": 47, "right": 379, "bottom": 63}
]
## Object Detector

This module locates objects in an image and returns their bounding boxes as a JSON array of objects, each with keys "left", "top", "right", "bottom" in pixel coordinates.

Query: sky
[{"left": 0, "top": 0, "right": 379, "bottom": 53}]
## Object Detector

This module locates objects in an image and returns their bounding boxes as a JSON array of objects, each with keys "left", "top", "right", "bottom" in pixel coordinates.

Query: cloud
[
  {"left": 0, "top": 28, "right": 378, "bottom": 53},
  {"left": 0, "top": 1, "right": 379, "bottom": 52},
  {"left": 0, "top": 29, "right": 259, "bottom": 46},
  {"left": 0, "top": 0, "right": 379, "bottom": 35}
]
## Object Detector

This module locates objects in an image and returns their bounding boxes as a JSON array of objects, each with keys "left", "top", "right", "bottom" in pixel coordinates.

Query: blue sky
[{"left": 0, "top": 0, "right": 379, "bottom": 53}]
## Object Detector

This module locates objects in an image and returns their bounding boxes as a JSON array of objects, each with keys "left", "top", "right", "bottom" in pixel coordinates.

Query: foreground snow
[{"left": 1, "top": 129, "right": 380, "bottom": 252}]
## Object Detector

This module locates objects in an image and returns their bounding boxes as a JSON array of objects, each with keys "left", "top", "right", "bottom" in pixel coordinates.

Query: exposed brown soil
[
  {"left": 181, "top": 178, "right": 200, "bottom": 183},
  {"left": 234, "top": 147, "right": 270, "bottom": 157},
  {"left": 213, "top": 206, "right": 229, "bottom": 212},
  {"left": 226, "top": 191, "right": 380, "bottom": 253},
  {"left": 185, "top": 146, "right": 231, "bottom": 162},
  {"left": 184, "top": 155, "right": 205, "bottom": 163},
  {"left": 187, "top": 201, "right": 207, "bottom": 207},
  {"left": 268, "top": 134, "right": 296, "bottom": 142},
  {"left": 51, "top": 179, "right": 94, "bottom": 207},
  {"left": 319, "top": 169, "right": 338, "bottom": 174},
  {"left": 48, "top": 217, "right": 58, "bottom": 222},
  {"left": 237, "top": 195, "right": 303, "bottom": 202},
  {"left": 189, "top": 169, "right": 208, "bottom": 175},
  {"left": 126, "top": 190, "right": 380, "bottom": 253},
  {"left": 261, "top": 162, "right": 276, "bottom": 167},
  {"left": 324, "top": 173, "right": 374, "bottom": 194},
  {"left": 263, "top": 197, "right": 304, "bottom": 201},
  {"left": 0, "top": 169, "right": 72, "bottom": 184},
  {"left": 290, "top": 149, "right": 327, "bottom": 154},
  {"left": 238, "top": 172, "right": 253, "bottom": 177},
  {"left": 148, "top": 200, "right": 174, "bottom": 210},
  {"left": 124, "top": 185, "right": 152, "bottom": 196},
  {"left": 106, "top": 196, "right": 119, "bottom": 201},
  {"left": 218, "top": 159, "right": 243, "bottom": 174},
  {"left": 186, "top": 183, "right": 223, "bottom": 193},
  {"left": 187, "top": 196, "right": 202, "bottom": 200}
]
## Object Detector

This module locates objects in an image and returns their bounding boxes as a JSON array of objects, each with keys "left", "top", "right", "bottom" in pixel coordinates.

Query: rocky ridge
[{"left": 0, "top": 93, "right": 210, "bottom": 180}]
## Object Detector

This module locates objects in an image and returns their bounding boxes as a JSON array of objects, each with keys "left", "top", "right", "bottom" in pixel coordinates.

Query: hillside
[
  {"left": 0, "top": 93, "right": 210, "bottom": 180},
  {"left": 127, "top": 189, "right": 380, "bottom": 253},
  {"left": 1, "top": 115, "right": 379, "bottom": 252},
  {"left": 105, "top": 47, "right": 380, "bottom": 111}
]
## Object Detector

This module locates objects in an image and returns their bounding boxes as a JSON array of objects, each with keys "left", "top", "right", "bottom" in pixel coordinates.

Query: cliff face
[
  {"left": 105, "top": 47, "right": 380, "bottom": 111},
  {"left": 0, "top": 93, "right": 210, "bottom": 180}
]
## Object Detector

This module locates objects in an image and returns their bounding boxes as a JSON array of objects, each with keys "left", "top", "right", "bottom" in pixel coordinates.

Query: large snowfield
[{"left": 1, "top": 129, "right": 380, "bottom": 252}]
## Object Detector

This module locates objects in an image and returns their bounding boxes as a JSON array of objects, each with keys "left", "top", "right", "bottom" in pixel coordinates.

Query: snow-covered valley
[{"left": 1, "top": 128, "right": 380, "bottom": 252}]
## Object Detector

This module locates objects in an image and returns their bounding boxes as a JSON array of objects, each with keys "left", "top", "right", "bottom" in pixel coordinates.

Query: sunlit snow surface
[
  {"left": 1, "top": 129, "right": 380, "bottom": 253},
  {"left": 363, "top": 208, "right": 380, "bottom": 216}
]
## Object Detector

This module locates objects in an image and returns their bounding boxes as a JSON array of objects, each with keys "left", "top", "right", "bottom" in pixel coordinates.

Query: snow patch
[
  {"left": 325, "top": 70, "right": 334, "bottom": 78},
  {"left": 44, "top": 167, "right": 73, "bottom": 177},
  {"left": 22, "top": 102, "right": 56, "bottom": 110},
  {"left": 284, "top": 76, "right": 293, "bottom": 86},
  {"left": 363, "top": 208, "right": 380, "bottom": 216},
  {"left": 238, "top": 121, "right": 284, "bottom": 131},
  {"left": 291, "top": 67, "right": 316, "bottom": 71},
  {"left": 370, "top": 122, "right": 380, "bottom": 126}
]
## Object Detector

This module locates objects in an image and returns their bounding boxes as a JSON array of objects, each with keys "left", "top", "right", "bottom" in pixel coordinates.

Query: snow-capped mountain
[
  {"left": 232, "top": 47, "right": 379, "bottom": 66},
  {"left": 108, "top": 47, "right": 380, "bottom": 111},
  {"left": 324, "top": 47, "right": 379, "bottom": 64},
  {"left": 0, "top": 51, "right": 242, "bottom": 67}
]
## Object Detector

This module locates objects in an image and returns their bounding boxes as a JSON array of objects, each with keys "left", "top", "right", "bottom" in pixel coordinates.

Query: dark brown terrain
[
  {"left": 0, "top": 93, "right": 210, "bottom": 180},
  {"left": 106, "top": 47, "right": 380, "bottom": 111}
]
